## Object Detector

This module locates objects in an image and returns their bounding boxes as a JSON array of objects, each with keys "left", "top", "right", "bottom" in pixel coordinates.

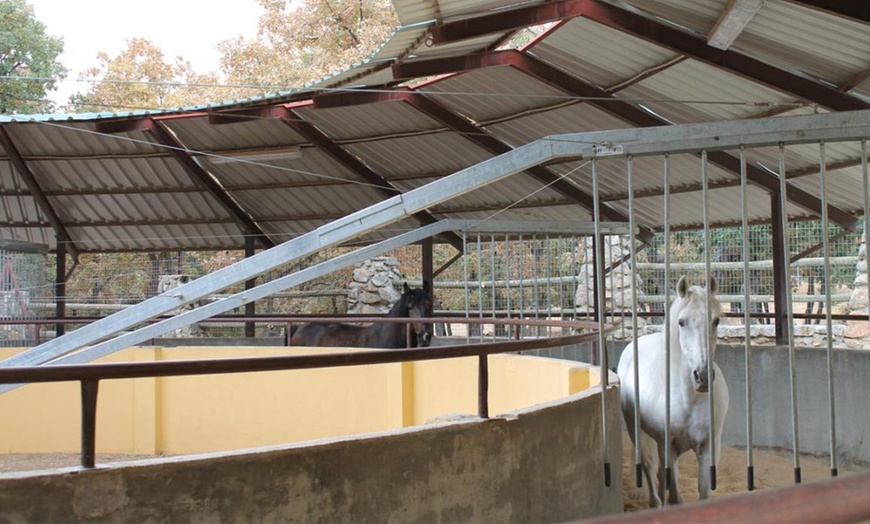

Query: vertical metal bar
[
  {"left": 80, "top": 379, "right": 99, "bottom": 468},
  {"left": 628, "top": 155, "right": 642, "bottom": 488},
  {"left": 55, "top": 235, "right": 67, "bottom": 338},
  {"left": 702, "top": 150, "right": 717, "bottom": 490},
  {"left": 505, "top": 234, "right": 512, "bottom": 334},
  {"left": 740, "top": 146, "right": 756, "bottom": 490},
  {"left": 592, "top": 158, "right": 612, "bottom": 486},
  {"left": 490, "top": 233, "right": 497, "bottom": 342},
  {"left": 478, "top": 354, "right": 489, "bottom": 418},
  {"left": 663, "top": 153, "right": 673, "bottom": 491},
  {"left": 463, "top": 232, "right": 471, "bottom": 344},
  {"left": 477, "top": 233, "right": 484, "bottom": 343},
  {"left": 818, "top": 142, "right": 839, "bottom": 477},
  {"left": 533, "top": 234, "right": 540, "bottom": 338},
  {"left": 862, "top": 140, "right": 870, "bottom": 357},
  {"left": 778, "top": 143, "right": 802, "bottom": 483},
  {"left": 519, "top": 233, "right": 525, "bottom": 339}
]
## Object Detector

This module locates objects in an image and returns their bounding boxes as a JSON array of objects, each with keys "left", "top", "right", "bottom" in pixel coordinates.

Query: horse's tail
[{"left": 286, "top": 324, "right": 300, "bottom": 345}]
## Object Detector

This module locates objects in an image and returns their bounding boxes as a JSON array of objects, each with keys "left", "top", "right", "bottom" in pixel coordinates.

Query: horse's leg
[
  {"left": 696, "top": 440, "right": 713, "bottom": 500},
  {"left": 637, "top": 431, "right": 663, "bottom": 508},
  {"left": 666, "top": 443, "right": 683, "bottom": 505}
]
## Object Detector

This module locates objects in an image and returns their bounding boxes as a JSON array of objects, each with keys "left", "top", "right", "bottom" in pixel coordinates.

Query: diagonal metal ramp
[
  {"left": 0, "top": 220, "right": 462, "bottom": 394},
  {"left": 0, "top": 137, "right": 561, "bottom": 369}
]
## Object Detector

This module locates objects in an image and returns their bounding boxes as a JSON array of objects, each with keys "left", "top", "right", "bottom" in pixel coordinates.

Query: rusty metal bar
[
  {"left": 0, "top": 320, "right": 609, "bottom": 385},
  {"left": 80, "top": 379, "right": 99, "bottom": 468},
  {"left": 478, "top": 355, "right": 489, "bottom": 418},
  {"left": 584, "top": 472, "right": 870, "bottom": 524}
]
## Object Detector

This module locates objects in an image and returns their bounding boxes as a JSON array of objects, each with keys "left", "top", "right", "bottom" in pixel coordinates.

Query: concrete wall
[
  {"left": 0, "top": 359, "right": 623, "bottom": 522},
  {"left": 717, "top": 345, "right": 870, "bottom": 467},
  {"left": 554, "top": 341, "right": 870, "bottom": 466}
]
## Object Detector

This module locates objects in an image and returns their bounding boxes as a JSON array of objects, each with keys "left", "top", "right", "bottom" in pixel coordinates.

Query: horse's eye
[{"left": 678, "top": 318, "right": 686, "bottom": 327}]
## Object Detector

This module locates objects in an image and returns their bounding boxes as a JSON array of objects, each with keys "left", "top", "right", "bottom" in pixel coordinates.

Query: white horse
[{"left": 617, "top": 275, "right": 729, "bottom": 507}]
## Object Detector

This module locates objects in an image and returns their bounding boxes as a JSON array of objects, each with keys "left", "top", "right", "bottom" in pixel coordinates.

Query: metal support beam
[
  {"left": 426, "top": 0, "right": 867, "bottom": 111},
  {"left": 707, "top": 0, "right": 764, "bottom": 50},
  {"left": 0, "top": 131, "right": 571, "bottom": 373},
  {"left": 0, "top": 128, "right": 79, "bottom": 259},
  {"left": 785, "top": 0, "right": 870, "bottom": 23}
]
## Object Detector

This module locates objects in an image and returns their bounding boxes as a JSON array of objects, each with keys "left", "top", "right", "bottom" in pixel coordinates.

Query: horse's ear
[
  {"left": 677, "top": 276, "right": 689, "bottom": 298},
  {"left": 403, "top": 282, "right": 410, "bottom": 293},
  {"left": 708, "top": 275, "right": 718, "bottom": 295}
]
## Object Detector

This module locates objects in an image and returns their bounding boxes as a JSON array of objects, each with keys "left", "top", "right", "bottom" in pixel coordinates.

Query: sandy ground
[{"left": 620, "top": 432, "right": 859, "bottom": 512}]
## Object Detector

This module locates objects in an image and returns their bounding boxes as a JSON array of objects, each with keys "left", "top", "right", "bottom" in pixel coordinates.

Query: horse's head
[
  {"left": 400, "top": 282, "right": 433, "bottom": 347},
  {"left": 673, "top": 275, "right": 721, "bottom": 393}
]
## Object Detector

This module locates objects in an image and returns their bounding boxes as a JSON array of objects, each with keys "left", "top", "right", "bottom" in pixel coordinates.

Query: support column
[
  {"left": 422, "top": 238, "right": 434, "bottom": 312},
  {"left": 771, "top": 191, "right": 789, "bottom": 344},
  {"left": 55, "top": 235, "right": 67, "bottom": 338}
]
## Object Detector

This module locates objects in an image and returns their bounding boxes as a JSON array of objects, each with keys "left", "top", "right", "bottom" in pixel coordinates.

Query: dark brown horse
[{"left": 288, "top": 283, "right": 433, "bottom": 348}]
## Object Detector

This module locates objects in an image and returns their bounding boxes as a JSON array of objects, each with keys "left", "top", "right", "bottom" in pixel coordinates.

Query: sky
[{"left": 28, "top": 0, "right": 263, "bottom": 106}]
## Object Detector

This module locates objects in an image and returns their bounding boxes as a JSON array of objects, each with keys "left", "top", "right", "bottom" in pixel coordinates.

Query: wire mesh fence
[{"left": 1, "top": 218, "right": 867, "bottom": 347}]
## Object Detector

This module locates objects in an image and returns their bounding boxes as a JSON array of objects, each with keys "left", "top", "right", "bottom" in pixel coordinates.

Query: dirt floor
[{"left": 620, "top": 432, "right": 861, "bottom": 512}]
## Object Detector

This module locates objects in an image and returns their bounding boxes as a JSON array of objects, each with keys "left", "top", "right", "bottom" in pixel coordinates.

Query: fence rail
[{"left": 0, "top": 316, "right": 609, "bottom": 469}]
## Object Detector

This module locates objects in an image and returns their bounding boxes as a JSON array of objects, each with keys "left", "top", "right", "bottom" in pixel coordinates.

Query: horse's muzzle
[{"left": 692, "top": 368, "right": 712, "bottom": 393}]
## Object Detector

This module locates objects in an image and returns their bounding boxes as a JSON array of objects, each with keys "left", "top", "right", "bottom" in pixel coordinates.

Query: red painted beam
[
  {"left": 393, "top": 50, "right": 857, "bottom": 230},
  {"left": 428, "top": 0, "right": 867, "bottom": 112},
  {"left": 785, "top": 0, "right": 870, "bottom": 23}
]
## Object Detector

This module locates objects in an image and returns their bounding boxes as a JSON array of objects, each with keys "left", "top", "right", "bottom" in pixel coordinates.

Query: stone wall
[
  {"left": 347, "top": 257, "right": 403, "bottom": 314},
  {"left": 573, "top": 236, "right": 645, "bottom": 341}
]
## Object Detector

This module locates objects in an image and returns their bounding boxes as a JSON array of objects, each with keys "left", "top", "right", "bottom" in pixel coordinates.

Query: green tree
[
  {"left": 0, "top": 0, "right": 66, "bottom": 114},
  {"left": 217, "top": 0, "right": 399, "bottom": 97},
  {"left": 71, "top": 38, "right": 223, "bottom": 112}
]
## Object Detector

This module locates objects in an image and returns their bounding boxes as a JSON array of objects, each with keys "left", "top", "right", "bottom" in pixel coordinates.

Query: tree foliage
[
  {"left": 0, "top": 0, "right": 66, "bottom": 114},
  {"left": 71, "top": 38, "right": 223, "bottom": 112},
  {"left": 217, "top": 0, "right": 399, "bottom": 98}
]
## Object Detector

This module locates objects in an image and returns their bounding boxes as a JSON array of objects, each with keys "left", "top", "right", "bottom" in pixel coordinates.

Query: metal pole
[
  {"left": 740, "top": 146, "right": 755, "bottom": 490},
  {"left": 778, "top": 143, "right": 802, "bottom": 483},
  {"left": 80, "top": 379, "right": 99, "bottom": 468},
  {"left": 663, "top": 153, "right": 673, "bottom": 492},
  {"left": 702, "top": 150, "right": 717, "bottom": 490},
  {"left": 55, "top": 235, "right": 67, "bottom": 338},
  {"left": 818, "top": 142, "right": 839, "bottom": 477},
  {"left": 862, "top": 140, "right": 870, "bottom": 358},
  {"left": 592, "top": 158, "right": 612, "bottom": 486},
  {"left": 478, "top": 354, "right": 489, "bottom": 418},
  {"left": 490, "top": 234, "right": 496, "bottom": 342},
  {"left": 477, "top": 233, "right": 484, "bottom": 343},
  {"left": 463, "top": 232, "right": 470, "bottom": 344},
  {"left": 628, "top": 155, "right": 642, "bottom": 488}
]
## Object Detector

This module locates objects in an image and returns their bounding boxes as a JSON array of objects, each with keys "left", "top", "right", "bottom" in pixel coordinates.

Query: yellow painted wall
[{"left": 0, "top": 346, "right": 595, "bottom": 455}]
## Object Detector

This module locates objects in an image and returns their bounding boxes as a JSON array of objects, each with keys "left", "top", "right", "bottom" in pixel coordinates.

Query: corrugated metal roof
[{"left": 0, "top": 0, "right": 867, "bottom": 254}]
